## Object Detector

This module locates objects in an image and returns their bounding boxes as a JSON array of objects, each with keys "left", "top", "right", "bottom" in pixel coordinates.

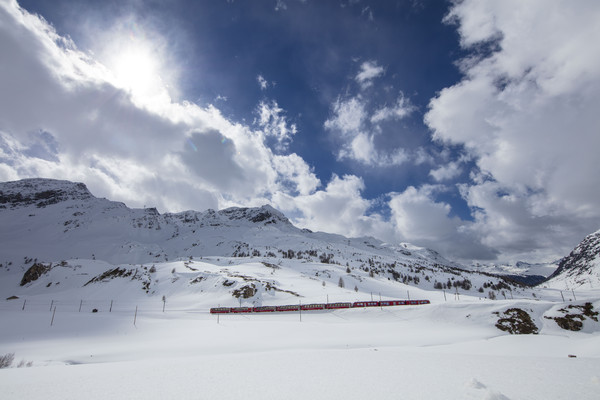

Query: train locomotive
[{"left": 210, "top": 299, "right": 430, "bottom": 314}]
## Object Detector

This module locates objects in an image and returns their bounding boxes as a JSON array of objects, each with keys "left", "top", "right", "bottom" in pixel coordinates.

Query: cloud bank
[
  {"left": 422, "top": 0, "right": 600, "bottom": 261},
  {"left": 1, "top": 0, "right": 599, "bottom": 264}
]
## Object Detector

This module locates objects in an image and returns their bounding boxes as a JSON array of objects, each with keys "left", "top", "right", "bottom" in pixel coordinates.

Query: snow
[
  {"left": 1, "top": 178, "right": 600, "bottom": 399},
  {"left": 1, "top": 298, "right": 600, "bottom": 399},
  {"left": 1, "top": 256, "right": 599, "bottom": 400}
]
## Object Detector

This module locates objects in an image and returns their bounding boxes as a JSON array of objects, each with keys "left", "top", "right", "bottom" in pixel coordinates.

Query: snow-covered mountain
[
  {"left": 544, "top": 229, "right": 600, "bottom": 289},
  {"left": 2, "top": 179, "right": 600, "bottom": 400},
  {"left": 466, "top": 260, "right": 559, "bottom": 286},
  {"left": 0, "top": 178, "right": 562, "bottom": 304}
]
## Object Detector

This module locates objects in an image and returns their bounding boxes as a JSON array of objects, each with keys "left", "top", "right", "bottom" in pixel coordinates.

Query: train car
[
  {"left": 406, "top": 300, "right": 430, "bottom": 305},
  {"left": 253, "top": 306, "right": 276, "bottom": 312},
  {"left": 230, "top": 307, "right": 253, "bottom": 313},
  {"left": 352, "top": 301, "right": 380, "bottom": 308},
  {"left": 210, "top": 307, "right": 231, "bottom": 314},
  {"left": 326, "top": 302, "right": 352, "bottom": 309},
  {"left": 380, "top": 300, "right": 407, "bottom": 306},
  {"left": 301, "top": 303, "right": 326, "bottom": 311},
  {"left": 276, "top": 304, "right": 301, "bottom": 312}
]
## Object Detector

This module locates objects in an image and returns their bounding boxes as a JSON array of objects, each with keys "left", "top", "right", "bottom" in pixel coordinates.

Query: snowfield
[
  {"left": 1, "top": 258, "right": 600, "bottom": 400},
  {"left": 1, "top": 179, "right": 600, "bottom": 399}
]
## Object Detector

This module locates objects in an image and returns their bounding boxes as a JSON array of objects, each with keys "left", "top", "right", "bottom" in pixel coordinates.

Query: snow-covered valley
[{"left": 1, "top": 178, "right": 600, "bottom": 399}]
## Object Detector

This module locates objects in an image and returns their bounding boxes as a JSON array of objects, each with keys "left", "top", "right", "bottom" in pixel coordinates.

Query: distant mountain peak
[
  {"left": 0, "top": 178, "right": 93, "bottom": 209},
  {"left": 218, "top": 204, "right": 291, "bottom": 226},
  {"left": 545, "top": 229, "right": 600, "bottom": 288}
]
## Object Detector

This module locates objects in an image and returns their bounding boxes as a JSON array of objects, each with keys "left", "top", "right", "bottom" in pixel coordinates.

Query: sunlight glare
[
  {"left": 95, "top": 18, "right": 178, "bottom": 107},
  {"left": 111, "top": 45, "right": 159, "bottom": 98}
]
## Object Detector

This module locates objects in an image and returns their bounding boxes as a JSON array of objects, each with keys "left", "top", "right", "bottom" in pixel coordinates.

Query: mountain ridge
[
  {"left": 544, "top": 229, "right": 600, "bottom": 289},
  {"left": 1, "top": 178, "right": 597, "bottom": 303}
]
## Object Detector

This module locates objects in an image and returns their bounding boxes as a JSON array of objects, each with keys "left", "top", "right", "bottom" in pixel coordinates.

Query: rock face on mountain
[
  {"left": 544, "top": 229, "right": 600, "bottom": 289},
  {"left": 0, "top": 178, "right": 93, "bottom": 209},
  {"left": 0, "top": 178, "right": 304, "bottom": 265}
]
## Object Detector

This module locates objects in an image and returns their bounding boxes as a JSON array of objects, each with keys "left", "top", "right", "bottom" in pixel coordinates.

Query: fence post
[
  {"left": 22, "top": 299, "right": 26, "bottom": 311},
  {"left": 134, "top": 306, "right": 138, "bottom": 326},
  {"left": 50, "top": 306, "right": 56, "bottom": 326},
  {"left": 79, "top": 300, "right": 83, "bottom": 312},
  {"left": 49, "top": 299, "right": 54, "bottom": 311},
  {"left": 560, "top": 291, "right": 565, "bottom": 302},
  {"left": 110, "top": 300, "right": 113, "bottom": 313}
]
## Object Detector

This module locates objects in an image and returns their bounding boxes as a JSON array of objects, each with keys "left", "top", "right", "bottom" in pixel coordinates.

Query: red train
[{"left": 210, "top": 299, "right": 429, "bottom": 314}]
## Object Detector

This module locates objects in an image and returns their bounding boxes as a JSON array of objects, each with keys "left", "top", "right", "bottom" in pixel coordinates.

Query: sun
[
  {"left": 109, "top": 44, "right": 162, "bottom": 100},
  {"left": 95, "top": 19, "right": 177, "bottom": 106}
]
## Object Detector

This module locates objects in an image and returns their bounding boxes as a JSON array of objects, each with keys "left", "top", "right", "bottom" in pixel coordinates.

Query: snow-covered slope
[
  {"left": 2, "top": 179, "right": 600, "bottom": 400},
  {"left": 544, "top": 229, "right": 600, "bottom": 289},
  {"left": 0, "top": 178, "right": 536, "bottom": 305}
]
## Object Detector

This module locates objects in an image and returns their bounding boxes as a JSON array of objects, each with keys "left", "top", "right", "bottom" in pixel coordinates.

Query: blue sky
[{"left": 1, "top": 0, "right": 600, "bottom": 263}]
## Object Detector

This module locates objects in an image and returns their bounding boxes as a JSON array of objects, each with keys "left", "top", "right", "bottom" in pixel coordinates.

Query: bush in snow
[
  {"left": 0, "top": 353, "right": 14, "bottom": 368},
  {"left": 494, "top": 308, "right": 539, "bottom": 335}
]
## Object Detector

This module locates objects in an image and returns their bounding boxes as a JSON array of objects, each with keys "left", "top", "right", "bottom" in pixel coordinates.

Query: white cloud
[
  {"left": 324, "top": 95, "right": 412, "bottom": 167},
  {"left": 4, "top": 0, "right": 596, "bottom": 264},
  {"left": 389, "top": 185, "right": 498, "bottom": 260},
  {"left": 355, "top": 60, "right": 384, "bottom": 89},
  {"left": 272, "top": 153, "right": 320, "bottom": 196},
  {"left": 429, "top": 161, "right": 462, "bottom": 182},
  {"left": 424, "top": 0, "right": 600, "bottom": 260},
  {"left": 0, "top": 1, "right": 307, "bottom": 214},
  {"left": 324, "top": 96, "right": 366, "bottom": 134},
  {"left": 285, "top": 174, "right": 392, "bottom": 240},
  {"left": 257, "top": 74, "right": 268, "bottom": 90},
  {"left": 255, "top": 100, "right": 297, "bottom": 151},
  {"left": 370, "top": 93, "right": 415, "bottom": 123},
  {"left": 459, "top": 180, "right": 597, "bottom": 262},
  {"left": 345, "top": 132, "right": 376, "bottom": 164},
  {"left": 275, "top": 0, "right": 288, "bottom": 12},
  {"left": 361, "top": 7, "right": 374, "bottom": 22},
  {"left": 390, "top": 185, "right": 457, "bottom": 242}
]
